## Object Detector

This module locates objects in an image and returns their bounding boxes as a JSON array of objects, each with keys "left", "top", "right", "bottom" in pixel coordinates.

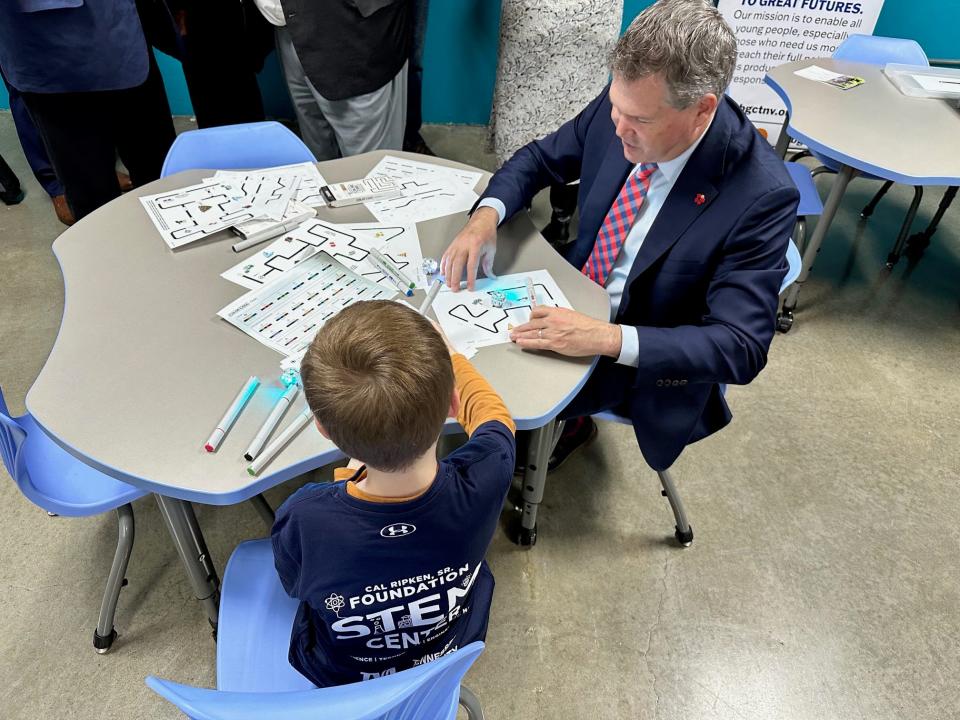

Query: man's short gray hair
[{"left": 610, "top": 0, "right": 737, "bottom": 109}]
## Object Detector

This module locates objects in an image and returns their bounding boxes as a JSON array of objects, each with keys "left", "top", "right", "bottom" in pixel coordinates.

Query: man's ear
[
  {"left": 696, "top": 93, "right": 719, "bottom": 125},
  {"left": 315, "top": 418, "right": 331, "bottom": 439},
  {"left": 448, "top": 387, "right": 461, "bottom": 419}
]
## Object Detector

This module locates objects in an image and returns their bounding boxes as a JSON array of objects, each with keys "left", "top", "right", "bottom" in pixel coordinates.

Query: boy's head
[{"left": 300, "top": 300, "right": 455, "bottom": 472}]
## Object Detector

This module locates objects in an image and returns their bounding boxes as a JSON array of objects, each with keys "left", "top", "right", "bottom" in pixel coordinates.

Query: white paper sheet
[
  {"left": 140, "top": 180, "right": 257, "bottom": 249},
  {"left": 911, "top": 73, "right": 960, "bottom": 93},
  {"left": 218, "top": 251, "right": 396, "bottom": 359},
  {"left": 213, "top": 162, "right": 327, "bottom": 209},
  {"left": 363, "top": 155, "right": 481, "bottom": 223},
  {"left": 429, "top": 270, "right": 572, "bottom": 356},
  {"left": 230, "top": 200, "right": 315, "bottom": 241},
  {"left": 221, "top": 219, "right": 426, "bottom": 292}
]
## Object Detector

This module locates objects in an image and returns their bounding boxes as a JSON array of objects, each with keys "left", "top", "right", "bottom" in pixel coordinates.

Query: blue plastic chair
[
  {"left": 777, "top": 162, "right": 822, "bottom": 332},
  {"left": 593, "top": 241, "right": 801, "bottom": 546},
  {"left": 147, "top": 539, "right": 486, "bottom": 719},
  {"left": 789, "top": 35, "right": 929, "bottom": 265},
  {"left": 0, "top": 387, "right": 147, "bottom": 653},
  {"left": 161, "top": 121, "right": 317, "bottom": 178}
]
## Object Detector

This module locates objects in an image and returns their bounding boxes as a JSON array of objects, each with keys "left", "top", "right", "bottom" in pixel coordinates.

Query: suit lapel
[
  {"left": 623, "top": 102, "right": 735, "bottom": 289},
  {"left": 573, "top": 134, "right": 633, "bottom": 271}
]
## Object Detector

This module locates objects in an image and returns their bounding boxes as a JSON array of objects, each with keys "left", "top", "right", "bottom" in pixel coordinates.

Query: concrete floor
[{"left": 1, "top": 113, "right": 959, "bottom": 720}]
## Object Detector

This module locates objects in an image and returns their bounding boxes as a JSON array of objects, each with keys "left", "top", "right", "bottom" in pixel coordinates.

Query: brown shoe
[
  {"left": 116, "top": 171, "right": 133, "bottom": 192},
  {"left": 52, "top": 194, "right": 75, "bottom": 226}
]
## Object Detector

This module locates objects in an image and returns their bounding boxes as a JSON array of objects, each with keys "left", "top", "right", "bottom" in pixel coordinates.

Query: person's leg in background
[
  {"left": 275, "top": 27, "right": 340, "bottom": 160},
  {"left": 316, "top": 62, "right": 407, "bottom": 157},
  {"left": 0, "top": 152, "right": 24, "bottom": 205},
  {"left": 19, "top": 90, "right": 125, "bottom": 220},
  {"left": 178, "top": 0, "right": 267, "bottom": 128},
  {"left": 1, "top": 68, "right": 73, "bottom": 222},
  {"left": 403, "top": 0, "right": 432, "bottom": 155},
  {"left": 113, "top": 51, "right": 176, "bottom": 186}
]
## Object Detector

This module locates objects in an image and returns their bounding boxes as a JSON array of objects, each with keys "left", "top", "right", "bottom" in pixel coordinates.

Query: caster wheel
[
  {"left": 517, "top": 525, "right": 537, "bottom": 547},
  {"left": 93, "top": 628, "right": 116, "bottom": 654},
  {"left": 775, "top": 311, "right": 794, "bottom": 333},
  {"left": 675, "top": 526, "right": 694, "bottom": 547}
]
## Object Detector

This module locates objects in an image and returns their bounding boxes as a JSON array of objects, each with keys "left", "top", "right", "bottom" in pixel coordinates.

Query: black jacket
[{"left": 282, "top": 0, "right": 411, "bottom": 101}]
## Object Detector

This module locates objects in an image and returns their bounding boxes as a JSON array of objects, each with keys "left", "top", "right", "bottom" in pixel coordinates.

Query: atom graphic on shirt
[
  {"left": 324, "top": 593, "right": 346, "bottom": 617},
  {"left": 398, "top": 615, "right": 413, "bottom": 629}
]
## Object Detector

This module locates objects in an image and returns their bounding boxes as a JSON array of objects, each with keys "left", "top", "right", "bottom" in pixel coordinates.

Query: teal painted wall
[{"left": 1, "top": 0, "right": 957, "bottom": 121}]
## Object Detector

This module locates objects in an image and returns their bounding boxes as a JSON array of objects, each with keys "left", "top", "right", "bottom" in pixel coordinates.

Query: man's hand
[
  {"left": 510, "top": 306, "right": 622, "bottom": 358},
  {"left": 440, "top": 206, "right": 499, "bottom": 291}
]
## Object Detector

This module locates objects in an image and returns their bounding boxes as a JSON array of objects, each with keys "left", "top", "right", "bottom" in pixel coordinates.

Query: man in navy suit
[{"left": 441, "top": 0, "right": 799, "bottom": 472}]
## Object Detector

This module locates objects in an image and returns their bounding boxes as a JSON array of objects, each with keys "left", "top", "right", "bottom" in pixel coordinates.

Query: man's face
[{"left": 609, "top": 73, "right": 716, "bottom": 164}]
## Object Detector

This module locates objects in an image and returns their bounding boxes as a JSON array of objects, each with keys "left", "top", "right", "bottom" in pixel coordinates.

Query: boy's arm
[
  {"left": 271, "top": 506, "right": 304, "bottom": 598},
  {"left": 452, "top": 353, "right": 516, "bottom": 436}
]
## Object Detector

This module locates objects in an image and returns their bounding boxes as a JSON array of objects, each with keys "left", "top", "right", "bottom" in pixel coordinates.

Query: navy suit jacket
[{"left": 483, "top": 90, "right": 800, "bottom": 470}]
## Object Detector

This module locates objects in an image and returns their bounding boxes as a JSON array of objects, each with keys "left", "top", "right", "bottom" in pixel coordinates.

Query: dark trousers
[
  {"left": 2, "top": 71, "right": 62, "bottom": 198},
  {"left": 179, "top": 18, "right": 266, "bottom": 128},
  {"left": 0, "top": 152, "right": 23, "bottom": 203},
  {"left": 20, "top": 54, "right": 175, "bottom": 220},
  {"left": 403, "top": 0, "right": 429, "bottom": 148}
]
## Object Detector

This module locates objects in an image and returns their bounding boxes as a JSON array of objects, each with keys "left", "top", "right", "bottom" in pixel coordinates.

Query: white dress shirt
[
  {"left": 479, "top": 121, "right": 710, "bottom": 367},
  {"left": 252, "top": 0, "right": 286, "bottom": 26}
]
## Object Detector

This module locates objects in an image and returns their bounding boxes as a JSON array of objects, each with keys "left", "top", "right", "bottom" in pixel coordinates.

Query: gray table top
[
  {"left": 26, "top": 150, "right": 608, "bottom": 504},
  {"left": 766, "top": 59, "right": 960, "bottom": 185}
]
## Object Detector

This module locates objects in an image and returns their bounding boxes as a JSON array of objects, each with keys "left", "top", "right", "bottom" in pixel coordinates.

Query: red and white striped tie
[{"left": 582, "top": 163, "right": 658, "bottom": 285}]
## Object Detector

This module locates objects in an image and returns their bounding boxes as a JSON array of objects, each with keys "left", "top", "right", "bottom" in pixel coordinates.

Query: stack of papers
[
  {"left": 220, "top": 218, "right": 426, "bottom": 292},
  {"left": 140, "top": 162, "right": 327, "bottom": 249},
  {"left": 362, "top": 156, "right": 482, "bottom": 223}
]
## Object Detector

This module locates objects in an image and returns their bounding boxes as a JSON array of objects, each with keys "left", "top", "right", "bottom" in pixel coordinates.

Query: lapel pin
[{"left": 694, "top": 193, "right": 706, "bottom": 206}]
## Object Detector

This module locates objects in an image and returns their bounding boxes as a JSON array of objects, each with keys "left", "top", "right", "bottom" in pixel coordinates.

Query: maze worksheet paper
[
  {"left": 218, "top": 252, "right": 396, "bottom": 359},
  {"left": 430, "top": 270, "right": 572, "bottom": 356},
  {"left": 363, "top": 155, "right": 481, "bottom": 224},
  {"left": 140, "top": 180, "right": 256, "bottom": 249},
  {"left": 220, "top": 219, "right": 426, "bottom": 292}
]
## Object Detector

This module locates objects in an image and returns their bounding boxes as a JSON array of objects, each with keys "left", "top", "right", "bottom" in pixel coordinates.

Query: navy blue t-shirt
[{"left": 272, "top": 420, "right": 515, "bottom": 687}]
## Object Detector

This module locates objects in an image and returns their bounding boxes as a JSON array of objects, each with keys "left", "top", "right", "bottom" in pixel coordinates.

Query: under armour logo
[{"left": 381, "top": 523, "right": 416, "bottom": 538}]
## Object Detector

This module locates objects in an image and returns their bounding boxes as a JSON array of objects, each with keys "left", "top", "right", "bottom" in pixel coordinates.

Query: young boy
[{"left": 272, "top": 300, "right": 516, "bottom": 687}]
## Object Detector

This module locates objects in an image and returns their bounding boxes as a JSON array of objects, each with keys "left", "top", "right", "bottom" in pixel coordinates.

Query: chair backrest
[
  {"left": 161, "top": 121, "right": 317, "bottom": 178},
  {"left": 783, "top": 239, "right": 802, "bottom": 292},
  {"left": 0, "top": 387, "right": 27, "bottom": 487},
  {"left": 147, "top": 641, "right": 485, "bottom": 720},
  {"left": 832, "top": 34, "right": 929, "bottom": 67}
]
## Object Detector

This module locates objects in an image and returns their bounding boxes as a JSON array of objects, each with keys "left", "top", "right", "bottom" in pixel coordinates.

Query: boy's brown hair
[{"left": 300, "top": 300, "right": 454, "bottom": 472}]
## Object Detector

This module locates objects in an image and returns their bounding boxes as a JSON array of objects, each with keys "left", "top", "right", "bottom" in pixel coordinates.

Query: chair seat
[
  {"left": 217, "top": 539, "right": 314, "bottom": 692},
  {"left": 784, "top": 161, "right": 825, "bottom": 216},
  {"left": 17, "top": 415, "right": 147, "bottom": 517},
  {"left": 161, "top": 121, "right": 317, "bottom": 178}
]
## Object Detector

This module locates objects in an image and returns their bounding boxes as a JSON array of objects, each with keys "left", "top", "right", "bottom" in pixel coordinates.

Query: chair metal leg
[
  {"left": 810, "top": 165, "right": 833, "bottom": 178},
  {"left": 886, "top": 186, "right": 923, "bottom": 268},
  {"left": 155, "top": 495, "right": 221, "bottom": 632},
  {"left": 459, "top": 685, "right": 485, "bottom": 720},
  {"left": 905, "top": 186, "right": 957, "bottom": 260},
  {"left": 860, "top": 180, "right": 893, "bottom": 218},
  {"left": 93, "top": 503, "right": 135, "bottom": 653},
  {"left": 788, "top": 149, "right": 812, "bottom": 163},
  {"left": 657, "top": 470, "right": 693, "bottom": 547},
  {"left": 794, "top": 217, "right": 807, "bottom": 255},
  {"left": 514, "top": 421, "right": 557, "bottom": 547},
  {"left": 249, "top": 493, "right": 275, "bottom": 529},
  {"left": 774, "top": 115, "right": 791, "bottom": 159},
  {"left": 778, "top": 163, "right": 856, "bottom": 331}
]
